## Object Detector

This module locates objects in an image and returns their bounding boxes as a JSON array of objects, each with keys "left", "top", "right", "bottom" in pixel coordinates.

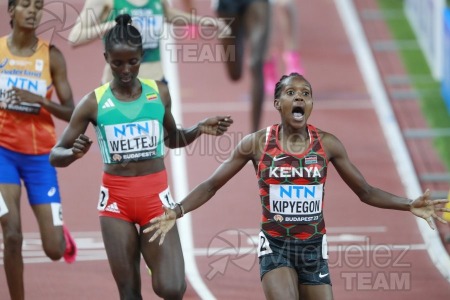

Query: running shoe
[{"left": 63, "top": 225, "right": 77, "bottom": 264}]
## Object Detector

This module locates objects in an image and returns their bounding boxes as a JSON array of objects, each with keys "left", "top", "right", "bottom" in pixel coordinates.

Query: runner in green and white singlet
[{"left": 94, "top": 78, "right": 165, "bottom": 164}]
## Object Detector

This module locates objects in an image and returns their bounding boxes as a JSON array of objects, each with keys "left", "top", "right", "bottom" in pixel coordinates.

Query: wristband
[{"left": 176, "top": 203, "right": 185, "bottom": 218}]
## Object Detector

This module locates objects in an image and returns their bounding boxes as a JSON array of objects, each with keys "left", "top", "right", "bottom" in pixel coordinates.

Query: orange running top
[{"left": 0, "top": 36, "right": 56, "bottom": 154}]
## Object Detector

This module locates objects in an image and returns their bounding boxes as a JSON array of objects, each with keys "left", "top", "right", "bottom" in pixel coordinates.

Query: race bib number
[
  {"left": 269, "top": 184, "right": 323, "bottom": 224},
  {"left": 159, "top": 187, "right": 176, "bottom": 209},
  {"left": 51, "top": 203, "right": 63, "bottom": 226},
  {"left": 257, "top": 231, "right": 273, "bottom": 257},
  {"left": 105, "top": 120, "right": 161, "bottom": 163},
  {"left": 97, "top": 186, "right": 109, "bottom": 211},
  {"left": 0, "top": 74, "right": 44, "bottom": 114}
]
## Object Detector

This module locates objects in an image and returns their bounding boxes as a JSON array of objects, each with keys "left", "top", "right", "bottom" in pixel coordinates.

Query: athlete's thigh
[
  {"left": 20, "top": 152, "right": 62, "bottom": 207},
  {"left": 0, "top": 184, "right": 22, "bottom": 232},
  {"left": 0, "top": 147, "right": 22, "bottom": 229},
  {"left": 140, "top": 224, "right": 185, "bottom": 286},
  {"left": 243, "top": 0, "right": 270, "bottom": 59},
  {"left": 100, "top": 217, "right": 141, "bottom": 278},
  {"left": 261, "top": 267, "right": 299, "bottom": 300},
  {"left": 216, "top": 10, "right": 245, "bottom": 79},
  {"left": 298, "top": 284, "right": 333, "bottom": 300},
  {"left": 31, "top": 204, "right": 64, "bottom": 250}
]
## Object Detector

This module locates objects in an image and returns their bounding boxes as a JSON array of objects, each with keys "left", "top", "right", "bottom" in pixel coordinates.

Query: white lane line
[
  {"left": 161, "top": 27, "right": 217, "bottom": 299},
  {"left": 1, "top": 233, "right": 427, "bottom": 265},
  {"left": 335, "top": 0, "right": 450, "bottom": 282}
]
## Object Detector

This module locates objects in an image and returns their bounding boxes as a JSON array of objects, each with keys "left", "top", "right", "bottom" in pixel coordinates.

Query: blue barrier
[{"left": 443, "top": 8, "right": 450, "bottom": 113}]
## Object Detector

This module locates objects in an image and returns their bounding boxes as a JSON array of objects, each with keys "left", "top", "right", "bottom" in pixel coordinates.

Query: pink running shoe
[
  {"left": 63, "top": 226, "right": 77, "bottom": 264},
  {"left": 283, "top": 51, "right": 305, "bottom": 76},
  {"left": 263, "top": 57, "right": 278, "bottom": 95}
]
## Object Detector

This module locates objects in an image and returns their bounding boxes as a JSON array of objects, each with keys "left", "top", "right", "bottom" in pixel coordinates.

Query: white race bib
[{"left": 104, "top": 120, "right": 161, "bottom": 162}]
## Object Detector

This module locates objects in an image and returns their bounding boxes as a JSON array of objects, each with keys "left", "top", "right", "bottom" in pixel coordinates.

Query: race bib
[
  {"left": 257, "top": 231, "right": 273, "bottom": 257},
  {"left": 97, "top": 186, "right": 109, "bottom": 211},
  {"left": 269, "top": 184, "right": 323, "bottom": 224},
  {"left": 0, "top": 74, "right": 44, "bottom": 114},
  {"left": 104, "top": 120, "right": 161, "bottom": 162},
  {"left": 159, "top": 187, "right": 176, "bottom": 209}
]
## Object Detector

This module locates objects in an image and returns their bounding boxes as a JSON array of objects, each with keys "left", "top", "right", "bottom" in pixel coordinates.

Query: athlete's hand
[
  {"left": 6, "top": 87, "right": 44, "bottom": 105},
  {"left": 198, "top": 116, "right": 233, "bottom": 136},
  {"left": 144, "top": 206, "right": 177, "bottom": 246},
  {"left": 72, "top": 134, "right": 93, "bottom": 159},
  {"left": 410, "top": 189, "right": 450, "bottom": 229}
]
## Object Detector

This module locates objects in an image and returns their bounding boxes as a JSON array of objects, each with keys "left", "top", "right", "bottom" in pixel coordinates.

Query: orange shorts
[{"left": 97, "top": 170, "right": 176, "bottom": 226}]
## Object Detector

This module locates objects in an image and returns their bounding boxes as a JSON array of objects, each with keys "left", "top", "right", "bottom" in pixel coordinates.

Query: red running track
[{"left": 0, "top": 0, "right": 449, "bottom": 299}]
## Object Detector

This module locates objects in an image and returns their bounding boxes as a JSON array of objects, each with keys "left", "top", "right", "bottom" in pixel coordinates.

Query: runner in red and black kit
[
  {"left": 146, "top": 73, "right": 450, "bottom": 300},
  {"left": 257, "top": 123, "right": 331, "bottom": 288},
  {"left": 258, "top": 123, "right": 328, "bottom": 239}
]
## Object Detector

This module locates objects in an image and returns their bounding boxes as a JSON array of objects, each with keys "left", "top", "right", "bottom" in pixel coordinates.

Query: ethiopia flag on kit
[{"left": 146, "top": 93, "right": 158, "bottom": 101}]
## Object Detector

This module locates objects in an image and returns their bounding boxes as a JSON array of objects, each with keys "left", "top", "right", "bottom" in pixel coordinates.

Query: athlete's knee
[
  {"left": 229, "top": 73, "right": 241, "bottom": 81},
  {"left": 153, "top": 279, "right": 186, "bottom": 300},
  {"left": 41, "top": 236, "right": 65, "bottom": 260},
  {"left": 42, "top": 244, "right": 64, "bottom": 261},
  {"left": 116, "top": 282, "right": 142, "bottom": 300},
  {"left": 227, "top": 67, "right": 242, "bottom": 81},
  {"left": 119, "top": 289, "right": 142, "bottom": 300},
  {"left": 2, "top": 230, "right": 23, "bottom": 253},
  {"left": 249, "top": 54, "right": 265, "bottom": 74}
]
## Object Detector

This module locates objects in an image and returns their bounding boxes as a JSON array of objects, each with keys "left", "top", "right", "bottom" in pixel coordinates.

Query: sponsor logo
[
  {"left": 112, "top": 153, "right": 122, "bottom": 162},
  {"left": 105, "top": 202, "right": 120, "bottom": 213},
  {"left": 273, "top": 214, "right": 284, "bottom": 222},
  {"left": 319, "top": 272, "right": 329, "bottom": 278},
  {"left": 305, "top": 155, "right": 318, "bottom": 165},
  {"left": 9, "top": 59, "right": 32, "bottom": 67},
  {"left": 273, "top": 155, "right": 288, "bottom": 162},
  {"left": 284, "top": 216, "right": 319, "bottom": 222},
  {"left": 0, "top": 58, "right": 8, "bottom": 69},
  {"left": 35, "top": 59, "right": 44, "bottom": 71},
  {"left": 102, "top": 98, "right": 115, "bottom": 109},
  {"left": 47, "top": 187, "right": 56, "bottom": 197}
]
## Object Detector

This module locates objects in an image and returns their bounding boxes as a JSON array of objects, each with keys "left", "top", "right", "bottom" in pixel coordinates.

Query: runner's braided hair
[
  {"left": 104, "top": 14, "right": 143, "bottom": 53},
  {"left": 274, "top": 73, "right": 311, "bottom": 99}
]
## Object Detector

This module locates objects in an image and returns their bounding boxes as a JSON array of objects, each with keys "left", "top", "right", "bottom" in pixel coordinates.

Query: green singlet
[{"left": 94, "top": 78, "right": 165, "bottom": 164}]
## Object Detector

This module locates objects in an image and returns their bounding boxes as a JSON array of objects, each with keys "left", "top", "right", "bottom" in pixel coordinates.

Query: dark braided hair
[
  {"left": 104, "top": 14, "right": 143, "bottom": 53},
  {"left": 274, "top": 73, "right": 311, "bottom": 99}
]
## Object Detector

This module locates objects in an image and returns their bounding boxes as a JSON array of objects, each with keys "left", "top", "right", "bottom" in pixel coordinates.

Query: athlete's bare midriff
[{"left": 103, "top": 156, "right": 165, "bottom": 176}]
